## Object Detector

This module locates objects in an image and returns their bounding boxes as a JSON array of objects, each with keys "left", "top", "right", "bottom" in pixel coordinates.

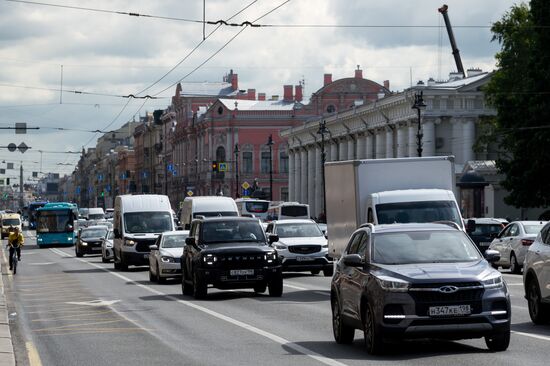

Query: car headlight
[
  {"left": 203, "top": 253, "right": 218, "bottom": 265},
  {"left": 322, "top": 243, "right": 328, "bottom": 248},
  {"left": 375, "top": 275, "right": 410, "bottom": 292},
  {"left": 274, "top": 243, "right": 287, "bottom": 250},
  {"left": 481, "top": 272, "right": 504, "bottom": 289},
  {"left": 81, "top": 241, "right": 88, "bottom": 246},
  {"left": 161, "top": 256, "right": 175, "bottom": 263},
  {"left": 105, "top": 242, "right": 113, "bottom": 248},
  {"left": 264, "top": 251, "right": 277, "bottom": 263},
  {"left": 37, "top": 237, "right": 42, "bottom": 242},
  {"left": 124, "top": 239, "right": 136, "bottom": 247}
]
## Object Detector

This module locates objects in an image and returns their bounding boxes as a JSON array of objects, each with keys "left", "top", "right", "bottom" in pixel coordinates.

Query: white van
[
  {"left": 266, "top": 202, "right": 310, "bottom": 221},
  {"left": 180, "top": 196, "right": 239, "bottom": 230},
  {"left": 87, "top": 207, "right": 105, "bottom": 220},
  {"left": 113, "top": 194, "right": 175, "bottom": 270}
]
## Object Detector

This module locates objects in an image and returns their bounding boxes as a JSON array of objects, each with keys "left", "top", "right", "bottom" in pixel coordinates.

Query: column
[
  {"left": 366, "top": 133, "right": 374, "bottom": 159},
  {"left": 462, "top": 119, "right": 475, "bottom": 163},
  {"left": 385, "top": 127, "right": 394, "bottom": 158},
  {"left": 408, "top": 121, "right": 416, "bottom": 157},
  {"left": 294, "top": 151, "right": 301, "bottom": 203},
  {"left": 356, "top": 134, "right": 366, "bottom": 159},
  {"left": 330, "top": 142, "right": 338, "bottom": 161},
  {"left": 288, "top": 150, "right": 295, "bottom": 201},
  {"left": 423, "top": 119, "right": 436, "bottom": 157},
  {"left": 347, "top": 137, "right": 355, "bottom": 160},
  {"left": 307, "top": 147, "right": 316, "bottom": 216},
  {"left": 314, "top": 145, "right": 323, "bottom": 216},
  {"left": 375, "top": 129, "right": 385, "bottom": 159},
  {"left": 396, "top": 124, "right": 407, "bottom": 158},
  {"left": 451, "top": 118, "right": 463, "bottom": 163},
  {"left": 338, "top": 138, "right": 347, "bottom": 161},
  {"left": 300, "top": 148, "right": 308, "bottom": 204}
]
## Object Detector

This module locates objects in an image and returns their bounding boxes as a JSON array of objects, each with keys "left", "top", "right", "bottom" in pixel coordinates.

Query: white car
[
  {"left": 489, "top": 221, "right": 547, "bottom": 274},
  {"left": 265, "top": 219, "right": 333, "bottom": 276},
  {"left": 523, "top": 221, "right": 550, "bottom": 324},
  {"left": 101, "top": 229, "right": 114, "bottom": 263},
  {"left": 148, "top": 231, "right": 189, "bottom": 283}
]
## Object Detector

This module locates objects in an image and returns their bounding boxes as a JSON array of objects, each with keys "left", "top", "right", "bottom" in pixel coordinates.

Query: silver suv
[{"left": 523, "top": 221, "right": 550, "bottom": 324}]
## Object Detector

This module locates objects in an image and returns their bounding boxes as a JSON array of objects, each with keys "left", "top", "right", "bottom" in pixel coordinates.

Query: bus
[
  {"left": 28, "top": 201, "right": 48, "bottom": 230},
  {"left": 36, "top": 202, "right": 78, "bottom": 247},
  {"left": 266, "top": 202, "right": 310, "bottom": 221},
  {"left": 235, "top": 198, "right": 270, "bottom": 221}
]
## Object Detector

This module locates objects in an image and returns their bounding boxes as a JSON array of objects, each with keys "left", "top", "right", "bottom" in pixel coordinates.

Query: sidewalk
[{"left": 0, "top": 255, "right": 16, "bottom": 366}]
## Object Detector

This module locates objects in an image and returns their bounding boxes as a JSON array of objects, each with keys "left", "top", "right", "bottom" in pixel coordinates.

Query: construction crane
[{"left": 438, "top": 4, "right": 465, "bottom": 78}]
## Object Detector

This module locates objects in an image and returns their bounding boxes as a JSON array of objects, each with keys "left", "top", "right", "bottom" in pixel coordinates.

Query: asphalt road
[{"left": 2, "top": 230, "right": 550, "bottom": 366}]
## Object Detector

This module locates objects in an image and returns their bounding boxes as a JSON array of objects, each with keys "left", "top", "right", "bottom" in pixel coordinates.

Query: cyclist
[{"left": 7, "top": 226, "right": 24, "bottom": 271}]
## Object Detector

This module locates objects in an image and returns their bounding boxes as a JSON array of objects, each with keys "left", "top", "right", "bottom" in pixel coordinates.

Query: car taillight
[{"left": 521, "top": 239, "right": 534, "bottom": 246}]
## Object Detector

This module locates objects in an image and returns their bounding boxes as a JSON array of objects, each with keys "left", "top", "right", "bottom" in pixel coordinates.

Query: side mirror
[
  {"left": 149, "top": 245, "right": 158, "bottom": 251},
  {"left": 177, "top": 226, "right": 184, "bottom": 231},
  {"left": 67, "top": 225, "right": 73, "bottom": 231},
  {"left": 268, "top": 234, "right": 279, "bottom": 244},
  {"left": 484, "top": 249, "right": 501, "bottom": 263},
  {"left": 342, "top": 254, "right": 364, "bottom": 267},
  {"left": 114, "top": 228, "right": 121, "bottom": 239},
  {"left": 466, "top": 219, "right": 476, "bottom": 233},
  {"left": 185, "top": 237, "right": 196, "bottom": 246}
]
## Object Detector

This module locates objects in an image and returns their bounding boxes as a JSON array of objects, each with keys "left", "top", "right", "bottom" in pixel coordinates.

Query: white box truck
[
  {"left": 180, "top": 196, "right": 239, "bottom": 230},
  {"left": 325, "top": 156, "right": 464, "bottom": 258}
]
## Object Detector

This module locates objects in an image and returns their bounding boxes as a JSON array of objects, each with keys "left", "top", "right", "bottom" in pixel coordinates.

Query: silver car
[
  {"left": 101, "top": 229, "right": 114, "bottom": 263},
  {"left": 489, "top": 220, "right": 547, "bottom": 274},
  {"left": 523, "top": 222, "right": 550, "bottom": 324},
  {"left": 148, "top": 231, "right": 189, "bottom": 283}
]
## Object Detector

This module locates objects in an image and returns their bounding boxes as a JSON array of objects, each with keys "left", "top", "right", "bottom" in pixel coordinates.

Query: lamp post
[
  {"left": 411, "top": 91, "right": 426, "bottom": 157},
  {"left": 234, "top": 144, "right": 240, "bottom": 198},
  {"left": 317, "top": 120, "right": 329, "bottom": 220},
  {"left": 266, "top": 135, "right": 274, "bottom": 201}
]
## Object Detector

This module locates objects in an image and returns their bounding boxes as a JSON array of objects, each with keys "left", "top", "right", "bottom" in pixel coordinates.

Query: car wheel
[
  {"left": 510, "top": 253, "right": 521, "bottom": 274},
  {"left": 363, "top": 303, "right": 385, "bottom": 355},
  {"left": 119, "top": 256, "right": 128, "bottom": 271},
  {"left": 75, "top": 247, "right": 83, "bottom": 258},
  {"left": 101, "top": 253, "right": 109, "bottom": 263},
  {"left": 113, "top": 254, "right": 121, "bottom": 270},
  {"left": 182, "top": 267, "right": 193, "bottom": 296},
  {"left": 254, "top": 283, "right": 267, "bottom": 294},
  {"left": 193, "top": 272, "right": 207, "bottom": 299},
  {"left": 310, "top": 269, "right": 320, "bottom": 275},
  {"left": 156, "top": 262, "right": 165, "bottom": 283},
  {"left": 485, "top": 329, "right": 510, "bottom": 352},
  {"left": 491, "top": 263, "right": 499, "bottom": 270},
  {"left": 331, "top": 296, "right": 354, "bottom": 344},
  {"left": 323, "top": 266, "right": 334, "bottom": 277},
  {"left": 527, "top": 278, "right": 550, "bottom": 324},
  {"left": 268, "top": 273, "right": 283, "bottom": 297}
]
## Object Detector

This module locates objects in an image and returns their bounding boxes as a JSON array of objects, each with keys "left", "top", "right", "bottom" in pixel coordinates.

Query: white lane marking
[
  {"left": 506, "top": 283, "right": 523, "bottom": 286},
  {"left": 66, "top": 300, "right": 120, "bottom": 307},
  {"left": 50, "top": 248, "right": 72, "bottom": 258},
  {"left": 512, "top": 330, "right": 550, "bottom": 342},
  {"left": 285, "top": 281, "right": 329, "bottom": 292},
  {"left": 50, "top": 248, "right": 349, "bottom": 366},
  {"left": 29, "top": 262, "right": 55, "bottom": 266},
  {"left": 512, "top": 305, "right": 528, "bottom": 310},
  {"left": 284, "top": 283, "right": 308, "bottom": 291}
]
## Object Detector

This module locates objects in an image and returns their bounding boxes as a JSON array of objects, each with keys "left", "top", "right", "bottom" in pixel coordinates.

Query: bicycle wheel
[{"left": 12, "top": 253, "right": 17, "bottom": 275}]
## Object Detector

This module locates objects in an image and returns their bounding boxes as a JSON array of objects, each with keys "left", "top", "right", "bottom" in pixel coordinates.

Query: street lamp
[
  {"left": 317, "top": 120, "right": 329, "bottom": 221},
  {"left": 234, "top": 144, "right": 240, "bottom": 198},
  {"left": 266, "top": 135, "right": 274, "bottom": 201},
  {"left": 411, "top": 91, "right": 426, "bottom": 157}
]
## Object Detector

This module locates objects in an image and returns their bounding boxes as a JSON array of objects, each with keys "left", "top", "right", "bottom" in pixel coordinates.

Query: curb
[{"left": 0, "top": 251, "right": 16, "bottom": 366}]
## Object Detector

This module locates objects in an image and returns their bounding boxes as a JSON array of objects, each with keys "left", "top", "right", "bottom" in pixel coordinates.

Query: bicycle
[{"left": 8, "top": 243, "right": 21, "bottom": 275}]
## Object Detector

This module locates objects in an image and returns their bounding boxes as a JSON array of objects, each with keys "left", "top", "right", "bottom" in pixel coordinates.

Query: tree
[{"left": 483, "top": 1, "right": 550, "bottom": 208}]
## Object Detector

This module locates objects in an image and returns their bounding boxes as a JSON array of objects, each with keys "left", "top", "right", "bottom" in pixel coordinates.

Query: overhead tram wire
[
  {"left": 82, "top": 97, "right": 135, "bottom": 148},
  {"left": 134, "top": 0, "right": 259, "bottom": 97},
  {"left": 152, "top": 0, "right": 292, "bottom": 97}
]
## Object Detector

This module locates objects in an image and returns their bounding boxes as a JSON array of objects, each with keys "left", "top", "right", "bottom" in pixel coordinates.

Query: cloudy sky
[{"left": 0, "top": 0, "right": 519, "bottom": 180}]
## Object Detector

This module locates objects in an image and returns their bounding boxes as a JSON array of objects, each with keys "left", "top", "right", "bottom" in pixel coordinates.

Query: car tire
[
  {"left": 182, "top": 268, "right": 193, "bottom": 296},
  {"left": 323, "top": 266, "right": 334, "bottom": 277},
  {"left": 310, "top": 269, "right": 320, "bottom": 275},
  {"left": 254, "top": 283, "right": 267, "bottom": 294},
  {"left": 331, "top": 296, "right": 354, "bottom": 344},
  {"left": 485, "top": 329, "right": 510, "bottom": 352},
  {"left": 193, "top": 272, "right": 207, "bottom": 299},
  {"left": 268, "top": 274, "right": 283, "bottom": 297},
  {"left": 113, "top": 255, "right": 121, "bottom": 270},
  {"left": 119, "top": 256, "right": 128, "bottom": 271},
  {"left": 510, "top": 253, "right": 521, "bottom": 274},
  {"left": 491, "top": 263, "right": 499, "bottom": 270},
  {"left": 363, "top": 303, "right": 385, "bottom": 355},
  {"left": 75, "top": 247, "right": 83, "bottom": 258},
  {"left": 527, "top": 278, "right": 550, "bottom": 324},
  {"left": 101, "top": 253, "right": 109, "bottom": 263},
  {"left": 156, "top": 262, "right": 165, "bottom": 283}
]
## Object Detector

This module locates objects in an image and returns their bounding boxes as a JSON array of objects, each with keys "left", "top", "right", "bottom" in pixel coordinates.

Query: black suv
[
  {"left": 181, "top": 217, "right": 283, "bottom": 299},
  {"left": 331, "top": 223, "right": 510, "bottom": 354}
]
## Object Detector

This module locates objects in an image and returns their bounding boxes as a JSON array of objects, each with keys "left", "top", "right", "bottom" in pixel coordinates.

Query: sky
[{"left": 0, "top": 0, "right": 520, "bottom": 181}]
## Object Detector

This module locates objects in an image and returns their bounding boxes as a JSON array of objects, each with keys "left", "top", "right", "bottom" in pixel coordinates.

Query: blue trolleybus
[
  {"left": 28, "top": 201, "right": 48, "bottom": 229},
  {"left": 36, "top": 202, "right": 78, "bottom": 247}
]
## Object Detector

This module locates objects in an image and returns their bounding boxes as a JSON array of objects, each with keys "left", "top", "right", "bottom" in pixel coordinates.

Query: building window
[
  {"left": 261, "top": 151, "right": 271, "bottom": 174},
  {"left": 242, "top": 151, "right": 253, "bottom": 173},
  {"left": 326, "top": 104, "right": 336, "bottom": 113},
  {"left": 279, "top": 151, "right": 288, "bottom": 173},
  {"left": 280, "top": 187, "right": 288, "bottom": 201},
  {"left": 216, "top": 146, "right": 226, "bottom": 162}
]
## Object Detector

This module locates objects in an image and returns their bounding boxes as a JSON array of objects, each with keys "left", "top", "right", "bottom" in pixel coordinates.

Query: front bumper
[
  {"left": 196, "top": 265, "right": 282, "bottom": 289},
  {"left": 276, "top": 247, "right": 332, "bottom": 272},
  {"left": 121, "top": 250, "right": 150, "bottom": 266},
  {"left": 103, "top": 247, "right": 114, "bottom": 259},
  {"left": 78, "top": 242, "right": 102, "bottom": 254},
  {"left": 159, "top": 260, "right": 182, "bottom": 278}
]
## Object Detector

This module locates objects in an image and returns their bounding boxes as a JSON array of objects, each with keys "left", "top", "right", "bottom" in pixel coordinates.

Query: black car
[
  {"left": 181, "top": 217, "right": 283, "bottom": 299},
  {"left": 76, "top": 225, "right": 109, "bottom": 257},
  {"left": 466, "top": 218, "right": 507, "bottom": 251},
  {"left": 331, "top": 223, "right": 510, "bottom": 354}
]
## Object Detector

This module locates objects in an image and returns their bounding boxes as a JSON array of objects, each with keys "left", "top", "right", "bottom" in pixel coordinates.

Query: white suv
[{"left": 523, "top": 222, "right": 550, "bottom": 324}]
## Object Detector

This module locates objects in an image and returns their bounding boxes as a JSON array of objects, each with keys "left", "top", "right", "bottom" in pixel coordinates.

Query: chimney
[
  {"left": 228, "top": 69, "right": 239, "bottom": 90},
  {"left": 283, "top": 85, "right": 293, "bottom": 102},
  {"left": 354, "top": 66, "right": 363, "bottom": 79},
  {"left": 295, "top": 84, "right": 303, "bottom": 102},
  {"left": 323, "top": 73, "right": 332, "bottom": 86},
  {"left": 258, "top": 93, "right": 266, "bottom": 101},
  {"left": 247, "top": 88, "right": 256, "bottom": 100},
  {"left": 271, "top": 95, "right": 279, "bottom": 101},
  {"left": 383, "top": 80, "right": 390, "bottom": 90}
]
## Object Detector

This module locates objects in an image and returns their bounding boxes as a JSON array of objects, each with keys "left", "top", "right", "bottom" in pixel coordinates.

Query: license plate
[
  {"left": 296, "top": 256, "right": 314, "bottom": 261},
  {"left": 143, "top": 254, "right": 149, "bottom": 259},
  {"left": 429, "top": 305, "right": 471, "bottom": 317},
  {"left": 480, "top": 242, "right": 491, "bottom": 247},
  {"left": 230, "top": 269, "right": 254, "bottom": 276}
]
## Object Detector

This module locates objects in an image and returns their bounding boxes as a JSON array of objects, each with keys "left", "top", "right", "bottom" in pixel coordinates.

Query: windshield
[
  {"left": 162, "top": 234, "right": 188, "bottom": 248},
  {"left": 202, "top": 221, "right": 265, "bottom": 244},
  {"left": 523, "top": 224, "right": 545, "bottom": 235},
  {"left": 124, "top": 212, "right": 173, "bottom": 233},
  {"left": 376, "top": 201, "right": 463, "bottom": 228},
  {"left": 194, "top": 211, "right": 238, "bottom": 218},
  {"left": 89, "top": 213, "right": 105, "bottom": 220},
  {"left": 2, "top": 219, "right": 20, "bottom": 226},
  {"left": 107, "top": 231, "right": 114, "bottom": 239},
  {"left": 245, "top": 201, "right": 269, "bottom": 213},
  {"left": 36, "top": 211, "right": 73, "bottom": 233},
  {"left": 471, "top": 224, "right": 503, "bottom": 236},
  {"left": 372, "top": 230, "right": 481, "bottom": 265},
  {"left": 281, "top": 206, "right": 308, "bottom": 217},
  {"left": 276, "top": 223, "right": 323, "bottom": 238},
  {"left": 81, "top": 229, "right": 108, "bottom": 238}
]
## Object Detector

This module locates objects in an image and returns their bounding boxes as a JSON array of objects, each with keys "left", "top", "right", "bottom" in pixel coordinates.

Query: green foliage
[{"left": 484, "top": 1, "right": 550, "bottom": 208}]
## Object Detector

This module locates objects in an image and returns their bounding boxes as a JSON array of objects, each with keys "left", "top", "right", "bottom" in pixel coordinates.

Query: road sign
[
  {"left": 242, "top": 189, "right": 250, "bottom": 197},
  {"left": 242, "top": 181, "right": 250, "bottom": 190},
  {"left": 15, "top": 122, "right": 27, "bottom": 134},
  {"left": 7, "top": 143, "right": 16, "bottom": 152},
  {"left": 18, "top": 142, "right": 29, "bottom": 153},
  {"left": 187, "top": 190, "right": 194, "bottom": 197},
  {"left": 218, "top": 162, "right": 227, "bottom": 172}
]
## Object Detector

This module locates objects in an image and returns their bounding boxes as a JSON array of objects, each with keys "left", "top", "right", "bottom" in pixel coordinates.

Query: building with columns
[{"left": 281, "top": 69, "right": 506, "bottom": 219}]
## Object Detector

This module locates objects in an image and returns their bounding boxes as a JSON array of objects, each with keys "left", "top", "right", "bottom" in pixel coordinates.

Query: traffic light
[{"left": 212, "top": 161, "right": 218, "bottom": 172}]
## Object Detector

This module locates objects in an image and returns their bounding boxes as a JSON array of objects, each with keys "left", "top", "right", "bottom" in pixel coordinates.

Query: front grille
[
  {"left": 135, "top": 239, "right": 157, "bottom": 252},
  {"left": 409, "top": 282, "right": 484, "bottom": 316},
  {"left": 288, "top": 245, "right": 321, "bottom": 254},
  {"left": 217, "top": 253, "right": 266, "bottom": 269}
]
